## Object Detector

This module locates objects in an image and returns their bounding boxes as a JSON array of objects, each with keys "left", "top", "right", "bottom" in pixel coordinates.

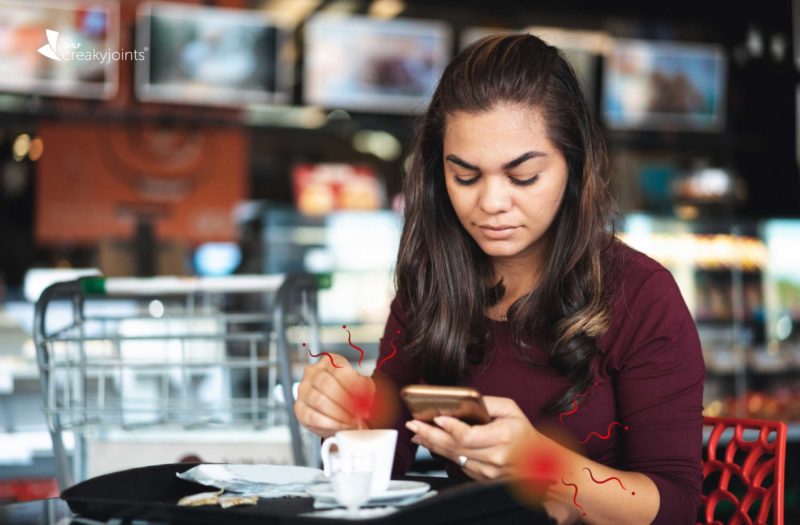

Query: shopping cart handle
[{"left": 79, "top": 275, "right": 293, "bottom": 296}]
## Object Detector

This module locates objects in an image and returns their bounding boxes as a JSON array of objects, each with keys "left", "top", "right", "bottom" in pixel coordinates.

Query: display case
[{"left": 621, "top": 214, "right": 800, "bottom": 436}]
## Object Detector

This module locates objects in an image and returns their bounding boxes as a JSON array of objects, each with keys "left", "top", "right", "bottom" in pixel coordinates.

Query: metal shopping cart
[{"left": 33, "top": 274, "right": 322, "bottom": 489}]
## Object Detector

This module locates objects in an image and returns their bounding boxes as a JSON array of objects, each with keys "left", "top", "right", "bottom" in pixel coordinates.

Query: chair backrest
[{"left": 699, "top": 416, "right": 787, "bottom": 525}]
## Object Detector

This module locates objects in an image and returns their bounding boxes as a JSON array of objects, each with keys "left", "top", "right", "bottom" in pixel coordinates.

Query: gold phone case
[{"left": 400, "top": 384, "right": 491, "bottom": 425}]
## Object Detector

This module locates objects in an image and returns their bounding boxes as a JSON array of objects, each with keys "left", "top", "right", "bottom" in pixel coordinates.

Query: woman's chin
[{"left": 478, "top": 242, "right": 524, "bottom": 259}]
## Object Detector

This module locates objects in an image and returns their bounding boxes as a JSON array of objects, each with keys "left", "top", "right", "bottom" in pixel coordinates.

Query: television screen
[
  {"left": 602, "top": 39, "right": 726, "bottom": 131},
  {"left": 0, "top": 0, "right": 118, "bottom": 99},
  {"left": 135, "top": 2, "right": 291, "bottom": 107},
  {"left": 304, "top": 14, "right": 451, "bottom": 114}
]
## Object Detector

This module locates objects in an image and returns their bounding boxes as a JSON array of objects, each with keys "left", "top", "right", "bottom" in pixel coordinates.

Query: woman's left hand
[{"left": 405, "top": 396, "right": 541, "bottom": 481}]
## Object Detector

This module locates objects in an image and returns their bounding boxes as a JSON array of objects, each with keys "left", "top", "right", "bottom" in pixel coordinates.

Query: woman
[{"left": 295, "top": 34, "right": 704, "bottom": 525}]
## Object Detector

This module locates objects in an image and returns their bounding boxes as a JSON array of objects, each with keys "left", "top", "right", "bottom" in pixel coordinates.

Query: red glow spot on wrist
[
  {"left": 510, "top": 441, "right": 567, "bottom": 502},
  {"left": 348, "top": 384, "right": 374, "bottom": 421},
  {"left": 339, "top": 376, "right": 401, "bottom": 430}
]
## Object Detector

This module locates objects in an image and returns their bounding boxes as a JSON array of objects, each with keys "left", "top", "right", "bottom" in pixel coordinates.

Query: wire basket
[{"left": 33, "top": 274, "right": 321, "bottom": 488}]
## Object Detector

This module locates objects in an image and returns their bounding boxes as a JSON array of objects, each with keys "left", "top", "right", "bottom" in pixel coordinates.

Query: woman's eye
[
  {"left": 510, "top": 174, "right": 540, "bottom": 187},
  {"left": 454, "top": 175, "right": 479, "bottom": 186}
]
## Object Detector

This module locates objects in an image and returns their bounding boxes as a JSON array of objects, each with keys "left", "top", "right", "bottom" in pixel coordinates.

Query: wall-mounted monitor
[
  {"left": 304, "top": 14, "right": 451, "bottom": 114},
  {"left": 602, "top": 39, "right": 726, "bottom": 131},
  {"left": 135, "top": 2, "right": 292, "bottom": 107},
  {"left": 0, "top": 0, "right": 119, "bottom": 99}
]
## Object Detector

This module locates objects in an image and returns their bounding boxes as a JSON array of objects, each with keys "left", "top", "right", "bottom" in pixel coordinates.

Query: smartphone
[{"left": 400, "top": 384, "right": 491, "bottom": 425}]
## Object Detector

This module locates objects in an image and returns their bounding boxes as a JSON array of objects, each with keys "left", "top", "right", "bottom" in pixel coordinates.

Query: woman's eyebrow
[
  {"left": 445, "top": 154, "right": 480, "bottom": 172},
  {"left": 445, "top": 151, "right": 547, "bottom": 172},
  {"left": 502, "top": 150, "right": 548, "bottom": 169}
]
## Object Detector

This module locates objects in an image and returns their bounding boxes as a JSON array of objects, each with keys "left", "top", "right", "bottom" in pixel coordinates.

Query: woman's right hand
[{"left": 294, "top": 352, "right": 376, "bottom": 438}]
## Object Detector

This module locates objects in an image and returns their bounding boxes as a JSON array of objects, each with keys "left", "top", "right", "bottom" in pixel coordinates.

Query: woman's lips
[{"left": 479, "top": 225, "right": 518, "bottom": 240}]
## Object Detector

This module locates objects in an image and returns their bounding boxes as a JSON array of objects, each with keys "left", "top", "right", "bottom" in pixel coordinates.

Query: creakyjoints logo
[
  {"left": 37, "top": 29, "right": 63, "bottom": 61},
  {"left": 37, "top": 29, "right": 147, "bottom": 64}
]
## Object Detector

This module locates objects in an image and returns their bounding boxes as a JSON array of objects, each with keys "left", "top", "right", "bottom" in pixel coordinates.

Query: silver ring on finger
[{"left": 458, "top": 455, "right": 468, "bottom": 468}]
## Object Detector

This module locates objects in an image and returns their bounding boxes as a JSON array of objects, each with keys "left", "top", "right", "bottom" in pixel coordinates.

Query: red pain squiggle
[
  {"left": 580, "top": 421, "right": 629, "bottom": 444},
  {"left": 558, "top": 401, "right": 579, "bottom": 424},
  {"left": 558, "top": 380, "right": 598, "bottom": 425},
  {"left": 376, "top": 330, "right": 400, "bottom": 372},
  {"left": 561, "top": 477, "right": 586, "bottom": 516},
  {"left": 342, "top": 325, "right": 365, "bottom": 367},
  {"left": 583, "top": 467, "right": 627, "bottom": 490},
  {"left": 303, "top": 342, "right": 342, "bottom": 368}
]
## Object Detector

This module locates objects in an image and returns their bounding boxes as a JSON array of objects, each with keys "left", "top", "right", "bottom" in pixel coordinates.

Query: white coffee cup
[{"left": 321, "top": 429, "right": 398, "bottom": 496}]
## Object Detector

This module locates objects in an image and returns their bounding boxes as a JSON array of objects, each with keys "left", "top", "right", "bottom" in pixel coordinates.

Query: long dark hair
[{"left": 395, "top": 33, "right": 615, "bottom": 414}]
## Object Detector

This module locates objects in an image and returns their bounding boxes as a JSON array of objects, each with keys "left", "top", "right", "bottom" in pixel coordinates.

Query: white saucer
[{"left": 306, "top": 480, "right": 430, "bottom": 503}]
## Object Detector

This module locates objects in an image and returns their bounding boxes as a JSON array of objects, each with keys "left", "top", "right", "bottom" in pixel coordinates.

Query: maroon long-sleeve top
[{"left": 372, "top": 241, "right": 705, "bottom": 524}]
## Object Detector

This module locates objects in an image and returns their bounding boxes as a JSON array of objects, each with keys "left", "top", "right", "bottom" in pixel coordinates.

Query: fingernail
[
  {"left": 405, "top": 421, "right": 418, "bottom": 433},
  {"left": 411, "top": 437, "right": 421, "bottom": 445},
  {"left": 433, "top": 416, "right": 445, "bottom": 426}
]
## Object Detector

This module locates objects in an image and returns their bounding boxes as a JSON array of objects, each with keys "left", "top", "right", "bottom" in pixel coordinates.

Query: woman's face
[{"left": 443, "top": 103, "right": 569, "bottom": 265}]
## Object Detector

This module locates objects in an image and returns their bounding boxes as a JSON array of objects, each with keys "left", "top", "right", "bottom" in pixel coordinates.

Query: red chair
[{"left": 699, "top": 416, "right": 787, "bottom": 525}]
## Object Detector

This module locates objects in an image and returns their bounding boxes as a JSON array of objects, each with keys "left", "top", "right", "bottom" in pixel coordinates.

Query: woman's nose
[{"left": 477, "top": 176, "right": 512, "bottom": 214}]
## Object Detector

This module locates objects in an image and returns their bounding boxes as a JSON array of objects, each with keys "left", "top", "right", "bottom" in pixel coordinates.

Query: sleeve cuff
[{"left": 644, "top": 472, "right": 701, "bottom": 525}]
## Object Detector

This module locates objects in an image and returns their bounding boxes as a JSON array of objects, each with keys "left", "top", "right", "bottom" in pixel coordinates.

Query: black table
[
  {"left": 0, "top": 498, "right": 74, "bottom": 525},
  {"left": 0, "top": 464, "right": 556, "bottom": 525}
]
